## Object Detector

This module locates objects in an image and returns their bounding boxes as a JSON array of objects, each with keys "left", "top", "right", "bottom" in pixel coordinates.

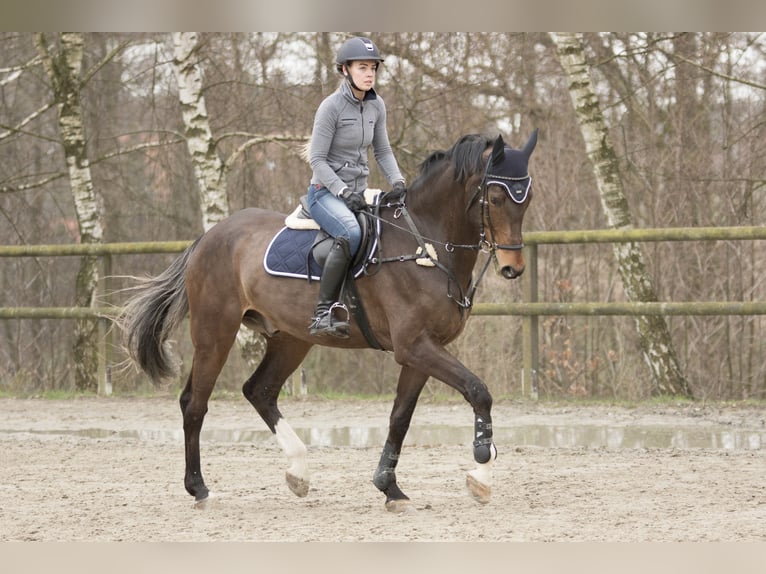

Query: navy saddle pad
[
  {"left": 264, "top": 227, "right": 324, "bottom": 281},
  {"left": 263, "top": 227, "right": 369, "bottom": 281}
]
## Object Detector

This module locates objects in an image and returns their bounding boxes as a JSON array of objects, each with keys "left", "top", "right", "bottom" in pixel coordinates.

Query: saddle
[
  {"left": 284, "top": 190, "right": 379, "bottom": 270},
  {"left": 264, "top": 190, "right": 383, "bottom": 349}
]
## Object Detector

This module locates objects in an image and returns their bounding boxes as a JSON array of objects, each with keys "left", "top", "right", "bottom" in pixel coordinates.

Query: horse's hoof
[
  {"left": 286, "top": 472, "right": 309, "bottom": 497},
  {"left": 192, "top": 492, "right": 221, "bottom": 509},
  {"left": 466, "top": 474, "right": 491, "bottom": 504},
  {"left": 385, "top": 499, "right": 416, "bottom": 514}
]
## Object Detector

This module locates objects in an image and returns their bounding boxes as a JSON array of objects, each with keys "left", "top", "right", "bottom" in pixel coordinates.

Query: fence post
[
  {"left": 521, "top": 243, "right": 539, "bottom": 399},
  {"left": 98, "top": 254, "right": 113, "bottom": 396},
  {"left": 288, "top": 367, "right": 307, "bottom": 396}
]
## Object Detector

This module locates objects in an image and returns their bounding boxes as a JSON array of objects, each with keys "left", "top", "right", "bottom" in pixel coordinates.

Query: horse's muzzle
[{"left": 501, "top": 265, "right": 524, "bottom": 280}]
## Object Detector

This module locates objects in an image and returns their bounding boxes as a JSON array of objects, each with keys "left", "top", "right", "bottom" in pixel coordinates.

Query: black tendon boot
[{"left": 310, "top": 236, "right": 352, "bottom": 338}]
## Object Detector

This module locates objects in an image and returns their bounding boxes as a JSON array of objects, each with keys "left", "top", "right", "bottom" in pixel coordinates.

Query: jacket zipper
[{"left": 356, "top": 102, "right": 366, "bottom": 193}]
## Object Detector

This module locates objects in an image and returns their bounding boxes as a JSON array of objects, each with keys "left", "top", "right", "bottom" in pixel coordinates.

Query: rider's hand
[
  {"left": 386, "top": 181, "right": 407, "bottom": 202},
  {"left": 340, "top": 189, "right": 366, "bottom": 212}
]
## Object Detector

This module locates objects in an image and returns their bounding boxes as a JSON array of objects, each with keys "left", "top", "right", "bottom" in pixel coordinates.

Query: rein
[
  {"left": 365, "top": 159, "right": 527, "bottom": 314},
  {"left": 371, "top": 202, "right": 474, "bottom": 312}
]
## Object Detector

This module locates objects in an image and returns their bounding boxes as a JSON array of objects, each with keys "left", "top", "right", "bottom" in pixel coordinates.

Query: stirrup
[{"left": 309, "top": 303, "right": 350, "bottom": 338}]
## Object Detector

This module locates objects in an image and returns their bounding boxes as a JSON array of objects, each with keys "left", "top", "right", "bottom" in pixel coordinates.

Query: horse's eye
[{"left": 489, "top": 190, "right": 504, "bottom": 207}]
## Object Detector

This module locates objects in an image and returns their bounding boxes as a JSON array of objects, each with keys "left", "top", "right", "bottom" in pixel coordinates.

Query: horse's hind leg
[
  {"left": 242, "top": 333, "right": 313, "bottom": 497},
  {"left": 373, "top": 365, "right": 428, "bottom": 513},
  {"left": 180, "top": 311, "right": 240, "bottom": 504}
]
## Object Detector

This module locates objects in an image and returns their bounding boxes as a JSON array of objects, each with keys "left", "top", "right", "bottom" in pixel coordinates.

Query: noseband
[{"left": 467, "top": 156, "right": 530, "bottom": 253}]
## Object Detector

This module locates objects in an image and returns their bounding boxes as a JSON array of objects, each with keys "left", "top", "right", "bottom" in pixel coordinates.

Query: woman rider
[{"left": 307, "top": 36, "right": 406, "bottom": 338}]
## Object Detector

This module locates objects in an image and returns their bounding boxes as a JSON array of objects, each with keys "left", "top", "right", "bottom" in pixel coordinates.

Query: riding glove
[
  {"left": 340, "top": 188, "right": 366, "bottom": 212},
  {"left": 387, "top": 181, "right": 407, "bottom": 202}
]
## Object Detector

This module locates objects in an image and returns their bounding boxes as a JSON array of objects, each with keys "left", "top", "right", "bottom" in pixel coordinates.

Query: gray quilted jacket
[{"left": 309, "top": 82, "right": 404, "bottom": 196}]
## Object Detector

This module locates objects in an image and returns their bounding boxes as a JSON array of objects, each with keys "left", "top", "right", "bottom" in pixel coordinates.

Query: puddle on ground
[{"left": 3, "top": 424, "right": 764, "bottom": 450}]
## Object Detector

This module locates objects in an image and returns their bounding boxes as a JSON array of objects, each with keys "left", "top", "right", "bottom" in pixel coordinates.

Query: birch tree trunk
[
  {"left": 171, "top": 32, "right": 265, "bottom": 366},
  {"left": 172, "top": 32, "right": 229, "bottom": 232},
  {"left": 35, "top": 32, "right": 104, "bottom": 391},
  {"left": 551, "top": 32, "right": 692, "bottom": 397}
]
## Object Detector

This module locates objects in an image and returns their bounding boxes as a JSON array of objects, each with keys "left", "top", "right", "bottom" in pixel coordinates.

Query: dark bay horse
[{"left": 120, "top": 128, "right": 538, "bottom": 512}]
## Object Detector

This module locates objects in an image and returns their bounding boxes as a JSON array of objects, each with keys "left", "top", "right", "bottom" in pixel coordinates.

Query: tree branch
[
  {"left": 0, "top": 102, "right": 58, "bottom": 142},
  {"left": 0, "top": 172, "right": 68, "bottom": 194},
  {"left": 89, "top": 135, "right": 186, "bottom": 165},
  {"left": 81, "top": 38, "right": 135, "bottom": 86},
  {"left": 0, "top": 55, "right": 43, "bottom": 86},
  {"left": 666, "top": 52, "right": 766, "bottom": 91},
  {"left": 222, "top": 133, "right": 309, "bottom": 170}
]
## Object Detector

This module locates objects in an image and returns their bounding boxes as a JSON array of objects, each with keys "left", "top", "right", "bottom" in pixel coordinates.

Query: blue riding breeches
[{"left": 306, "top": 184, "right": 362, "bottom": 255}]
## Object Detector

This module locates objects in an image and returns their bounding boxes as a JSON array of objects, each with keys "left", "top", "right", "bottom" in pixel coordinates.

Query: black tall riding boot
[{"left": 310, "top": 236, "right": 352, "bottom": 338}]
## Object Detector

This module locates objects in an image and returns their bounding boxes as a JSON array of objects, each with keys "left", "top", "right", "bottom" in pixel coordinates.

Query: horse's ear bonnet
[
  {"left": 486, "top": 129, "right": 538, "bottom": 204},
  {"left": 490, "top": 134, "right": 505, "bottom": 166}
]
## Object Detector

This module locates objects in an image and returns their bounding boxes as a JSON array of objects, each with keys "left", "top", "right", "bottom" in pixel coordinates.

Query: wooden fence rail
[
  {"left": 3, "top": 301, "right": 766, "bottom": 320},
  {"left": 2, "top": 225, "right": 765, "bottom": 396}
]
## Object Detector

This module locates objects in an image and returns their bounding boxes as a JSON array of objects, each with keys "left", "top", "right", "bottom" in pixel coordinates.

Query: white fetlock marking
[
  {"left": 192, "top": 492, "right": 222, "bottom": 510},
  {"left": 467, "top": 443, "right": 497, "bottom": 486},
  {"left": 274, "top": 419, "right": 308, "bottom": 482}
]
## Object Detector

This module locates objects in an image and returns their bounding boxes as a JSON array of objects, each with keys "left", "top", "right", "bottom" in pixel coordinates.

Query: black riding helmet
[{"left": 335, "top": 36, "right": 384, "bottom": 75}]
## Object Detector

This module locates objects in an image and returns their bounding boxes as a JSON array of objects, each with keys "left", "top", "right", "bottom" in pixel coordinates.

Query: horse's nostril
[{"left": 502, "top": 266, "right": 524, "bottom": 280}]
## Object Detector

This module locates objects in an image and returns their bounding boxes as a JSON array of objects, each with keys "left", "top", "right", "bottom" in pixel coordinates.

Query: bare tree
[
  {"left": 35, "top": 32, "right": 104, "bottom": 391},
  {"left": 172, "top": 32, "right": 288, "bottom": 367},
  {"left": 2, "top": 33, "right": 765, "bottom": 399},
  {"left": 172, "top": 32, "right": 229, "bottom": 232},
  {"left": 552, "top": 32, "right": 691, "bottom": 397}
]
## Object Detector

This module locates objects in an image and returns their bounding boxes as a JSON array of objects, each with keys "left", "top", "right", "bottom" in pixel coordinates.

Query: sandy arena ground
[{"left": 0, "top": 396, "right": 764, "bottom": 542}]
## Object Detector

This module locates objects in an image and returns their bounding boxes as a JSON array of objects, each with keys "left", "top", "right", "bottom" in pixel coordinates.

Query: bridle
[
  {"left": 467, "top": 152, "right": 531, "bottom": 253},
  {"left": 455, "top": 156, "right": 531, "bottom": 306},
  {"left": 366, "top": 150, "right": 531, "bottom": 314}
]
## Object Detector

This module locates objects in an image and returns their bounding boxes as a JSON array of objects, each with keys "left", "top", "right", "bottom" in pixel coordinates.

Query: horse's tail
[
  {"left": 118, "top": 237, "right": 201, "bottom": 383},
  {"left": 299, "top": 136, "right": 311, "bottom": 163}
]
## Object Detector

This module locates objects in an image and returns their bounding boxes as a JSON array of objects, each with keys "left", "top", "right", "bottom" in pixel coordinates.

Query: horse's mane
[{"left": 413, "top": 134, "right": 492, "bottom": 189}]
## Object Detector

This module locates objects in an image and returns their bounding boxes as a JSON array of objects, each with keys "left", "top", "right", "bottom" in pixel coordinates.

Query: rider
[{"left": 307, "top": 36, "right": 406, "bottom": 338}]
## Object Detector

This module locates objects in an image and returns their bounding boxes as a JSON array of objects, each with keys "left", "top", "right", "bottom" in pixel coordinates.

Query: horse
[{"left": 119, "top": 128, "right": 538, "bottom": 512}]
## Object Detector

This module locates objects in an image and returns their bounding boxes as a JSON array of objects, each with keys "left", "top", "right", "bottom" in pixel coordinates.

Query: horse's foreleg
[
  {"left": 373, "top": 366, "right": 428, "bottom": 513},
  {"left": 395, "top": 335, "right": 496, "bottom": 504},
  {"left": 465, "top": 413, "right": 497, "bottom": 504},
  {"left": 242, "top": 333, "right": 313, "bottom": 498},
  {"left": 455, "top": 380, "right": 497, "bottom": 504}
]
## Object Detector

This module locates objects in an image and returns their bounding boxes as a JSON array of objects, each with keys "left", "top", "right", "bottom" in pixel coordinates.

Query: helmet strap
[{"left": 343, "top": 67, "right": 366, "bottom": 96}]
